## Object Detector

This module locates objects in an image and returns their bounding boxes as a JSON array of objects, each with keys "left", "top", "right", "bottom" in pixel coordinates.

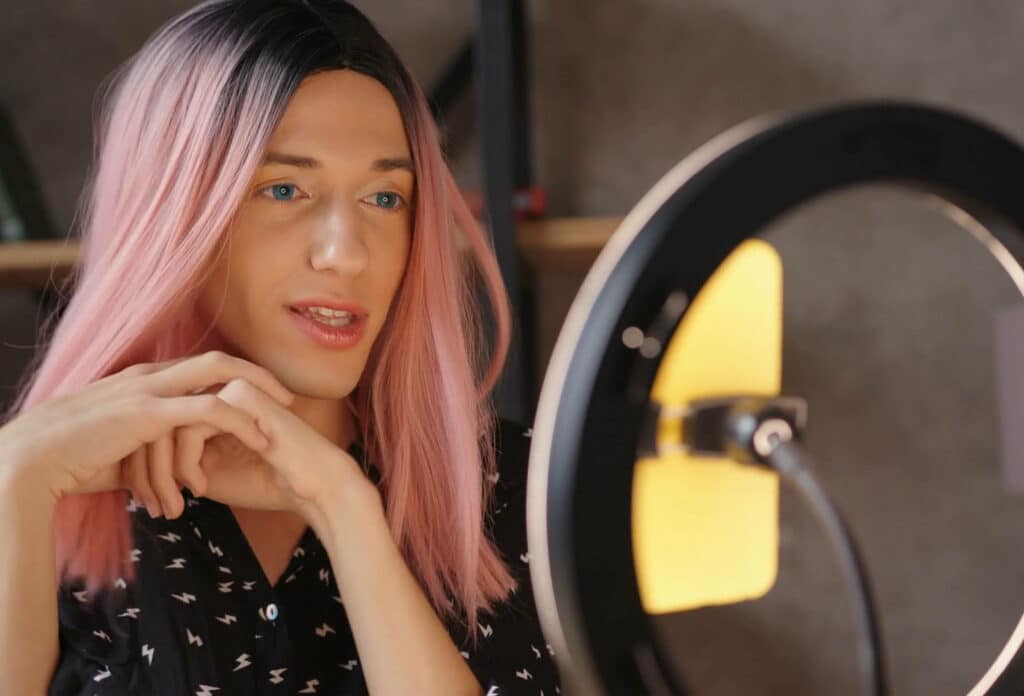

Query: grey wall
[{"left": 4, "top": 1, "right": 1024, "bottom": 694}]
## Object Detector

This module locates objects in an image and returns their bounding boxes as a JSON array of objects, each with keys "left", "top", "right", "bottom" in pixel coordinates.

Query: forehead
[{"left": 266, "top": 69, "right": 410, "bottom": 161}]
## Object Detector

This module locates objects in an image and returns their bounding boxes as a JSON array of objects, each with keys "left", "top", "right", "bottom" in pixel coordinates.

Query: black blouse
[{"left": 49, "top": 419, "right": 562, "bottom": 695}]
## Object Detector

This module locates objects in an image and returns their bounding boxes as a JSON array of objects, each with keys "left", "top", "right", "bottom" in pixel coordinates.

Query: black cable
[{"left": 765, "top": 438, "right": 889, "bottom": 696}]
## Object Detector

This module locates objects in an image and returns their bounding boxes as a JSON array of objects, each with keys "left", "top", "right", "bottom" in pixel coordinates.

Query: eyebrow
[{"left": 261, "top": 151, "right": 415, "bottom": 174}]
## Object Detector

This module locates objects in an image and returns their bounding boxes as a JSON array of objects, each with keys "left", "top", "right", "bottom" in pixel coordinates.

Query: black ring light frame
[{"left": 526, "top": 101, "right": 1024, "bottom": 695}]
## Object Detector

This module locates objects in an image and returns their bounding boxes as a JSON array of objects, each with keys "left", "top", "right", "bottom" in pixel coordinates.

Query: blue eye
[
  {"left": 261, "top": 183, "right": 299, "bottom": 201},
  {"left": 373, "top": 192, "right": 404, "bottom": 210}
]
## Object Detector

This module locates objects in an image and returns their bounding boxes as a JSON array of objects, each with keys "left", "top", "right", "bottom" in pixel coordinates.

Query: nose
[{"left": 308, "top": 201, "right": 369, "bottom": 276}]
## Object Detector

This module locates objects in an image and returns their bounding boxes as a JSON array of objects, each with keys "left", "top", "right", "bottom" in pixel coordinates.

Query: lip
[
  {"left": 287, "top": 306, "right": 367, "bottom": 350},
  {"left": 288, "top": 297, "right": 368, "bottom": 316}
]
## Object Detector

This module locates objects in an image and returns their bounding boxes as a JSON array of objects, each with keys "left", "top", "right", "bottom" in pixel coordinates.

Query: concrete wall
[{"left": 4, "top": 1, "right": 1024, "bottom": 693}]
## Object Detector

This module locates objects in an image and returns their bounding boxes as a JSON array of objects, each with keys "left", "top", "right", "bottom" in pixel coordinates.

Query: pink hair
[{"left": 3, "top": 3, "right": 516, "bottom": 642}]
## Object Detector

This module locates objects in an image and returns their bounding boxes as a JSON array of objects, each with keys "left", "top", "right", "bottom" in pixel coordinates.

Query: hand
[
  {"left": 122, "top": 377, "right": 380, "bottom": 534},
  {"left": 0, "top": 350, "right": 295, "bottom": 504}
]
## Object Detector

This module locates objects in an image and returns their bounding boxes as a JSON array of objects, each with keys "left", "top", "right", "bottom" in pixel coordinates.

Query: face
[{"left": 197, "top": 69, "right": 414, "bottom": 405}]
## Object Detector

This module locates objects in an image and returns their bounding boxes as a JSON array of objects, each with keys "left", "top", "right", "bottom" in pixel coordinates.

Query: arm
[
  {"left": 315, "top": 488, "right": 483, "bottom": 696},
  {"left": 0, "top": 456, "right": 60, "bottom": 693}
]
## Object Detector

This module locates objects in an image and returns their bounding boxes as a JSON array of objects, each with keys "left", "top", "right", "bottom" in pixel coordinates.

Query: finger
[
  {"left": 148, "top": 432, "right": 184, "bottom": 519},
  {"left": 148, "top": 351, "right": 295, "bottom": 407},
  {"left": 125, "top": 446, "right": 161, "bottom": 518},
  {"left": 154, "top": 394, "right": 272, "bottom": 452},
  {"left": 175, "top": 425, "right": 213, "bottom": 497}
]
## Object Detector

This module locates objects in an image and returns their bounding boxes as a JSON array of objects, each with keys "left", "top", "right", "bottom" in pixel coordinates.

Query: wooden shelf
[
  {"left": 0, "top": 217, "right": 624, "bottom": 291},
  {"left": 0, "top": 240, "right": 79, "bottom": 290}
]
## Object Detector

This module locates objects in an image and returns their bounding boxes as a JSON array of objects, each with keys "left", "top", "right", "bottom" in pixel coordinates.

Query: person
[{"left": 0, "top": 1, "right": 563, "bottom": 694}]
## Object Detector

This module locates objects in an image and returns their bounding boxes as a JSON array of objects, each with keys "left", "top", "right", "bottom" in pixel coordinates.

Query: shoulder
[{"left": 491, "top": 417, "right": 534, "bottom": 491}]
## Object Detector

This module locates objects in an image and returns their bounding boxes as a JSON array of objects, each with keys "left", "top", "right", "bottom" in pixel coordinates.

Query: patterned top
[{"left": 48, "top": 419, "right": 562, "bottom": 695}]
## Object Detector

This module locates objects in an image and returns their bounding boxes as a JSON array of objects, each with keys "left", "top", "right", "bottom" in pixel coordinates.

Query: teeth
[
  {"left": 303, "top": 306, "right": 352, "bottom": 318},
  {"left": 297, "top": 306, "right": 355, "bottom": 328}
]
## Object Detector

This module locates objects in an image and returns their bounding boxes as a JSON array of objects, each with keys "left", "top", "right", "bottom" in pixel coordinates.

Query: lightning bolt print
[
  {"left": 141, "top": 644, "right": 155, "bottom": 665},
  {"left": 532, "top": 644, "right": 542, "bottom": 659},
  {"left": 485, "top": 686, "right": 500, "bottom": 696},
  {"left": 293, "top": 546, "right": 305, "bottom": 557},
  {"left": 215, "top": 613, "right": 237, "bottom": 625},
  {"left": 268, "top": 668, "right": 288, "bottom": 684},
  {"left": 117, "top": 607, "right": 140, "bottom": 619},
  {"left": 195, "top": 686, "right": 220, "bottom": 696},
  {"left": 130, "top": 548, "right": 142, "bottom": 562},
  {"left": 171, "top": 592, "right": 197, "bottom": 605},
  {"left": 217, "top": 581, "right": 234, "bottom": 593},
  {"left": 314, "top": 622, "right": 335, "bottom": 637},
  {"left": 242, "top": 580, "right": 256, "bottom": 591},
  {"left": 340, "top": 659, "right": 358, "bottom": 671},
  {"left": 478, "top": 623, "right": 494, "bottom": 638},
  {"left": 92, "top": 631, "right": 111, "bottom": 644},
  {"left": 233, "top": 653, "right": 252, "bottom": 671},
  {"left": 318, "top": 567, "right": 330, "bottom": 584},
  {"left": 94, "top": 666, "right": 112, "bottom": 682},
  {"left": 165, "top": 558, "right": 187, "bottom": 569},
  {"left": 218, "top": 565, "right": 232, "bottom": 574},
  {"left": 298, "top": 679, "right": 320, "bottom": 693},
  {"left": 73, "top": 590, "right": 89, "bottom": 603},
  {"left": 208, "top": 541, "right": 224, "bottom": 557},
  {"left": 114, "top": 577, "right": 127, "bottom": 589},
  {"left": 187, "top": 628, "right": 203, "bottom": 647},
  {"left": 157, "top": 531, "right": 182, "bottom": 543},
  {"left": 515, "top": 668, "right": 533, "bottom": 680}
]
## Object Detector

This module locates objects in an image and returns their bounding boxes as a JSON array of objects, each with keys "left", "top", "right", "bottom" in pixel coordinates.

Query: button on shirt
[{"left": 49, "top": 419, "right": 562, "bottom": 695}]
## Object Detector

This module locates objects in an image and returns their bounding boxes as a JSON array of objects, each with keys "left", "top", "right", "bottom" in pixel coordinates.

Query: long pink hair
[{"left": 2, "top": 0, "right": 517, "bottom": 641}]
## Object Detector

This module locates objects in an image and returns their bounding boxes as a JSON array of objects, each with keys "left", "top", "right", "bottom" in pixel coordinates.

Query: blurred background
[{"left": 3, "top": 1, "right": 1024, "bottom": 694}]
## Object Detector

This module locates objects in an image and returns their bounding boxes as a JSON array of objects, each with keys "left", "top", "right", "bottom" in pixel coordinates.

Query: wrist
[{"left": 0, "top": 455, "right": 58, "bottom": 510}]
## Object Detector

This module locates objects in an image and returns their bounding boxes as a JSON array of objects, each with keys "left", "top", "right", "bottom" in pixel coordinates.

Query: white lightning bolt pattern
[
  {"left": 242, "top": 580, "right": 256, "bottom": 591},
  {"left": 520, "top": 552, "right": 529, "bottom": 564},
  {"left": 141, "top": 644, "right": 155, "bottom": 665},
  {"left": 515, "top": 668, "right": 533, "bottom": 680},
  {"left": 479, "top": 623, "right": 494, "bottom": 638},
  {"left": 531, "top": 644, "right": 542, "bottom": 659},
  {"left": 117, "top": 607, "right": 140, "bottom": 620},
  {"left": 332, "top": 594, "right": 343, "bottom": 604},
  {"left": 171, "top": 592, "right": 197, "bottom": 605},
  {"left": 293, "top": 546, "right": 305, "bottom": 557},
  {"left": 93, "top": 629, "right": 111, "bottom": 643},
  {"left": 191, "top": 524, "right": 202, "bottom": 538},
  {"left": 340, "top": 659, "right": 358, "bottom": 671},
  {"left": 217, "top": 581, "right": 234, "bottom": 593},
  {"left": 524, "top": 427, "right": 533, "bottom": 438},
  {"left": 126, "top": 497, "right": 139, "bottom": 512},
  {"left": 459, "top": 651, "right": 470, "bottom": 659},
  {"left": 208, "top": 541, "right": 223, "bottom": 557},
  {"left": 484, "top": 686, "right": 500, "bottom": 696},
  {"left": 233, "top": 653, "right": 252, "bottom": 671},
  {"left": 73, "top": 590, "right": 89, "bottom": 603},
  {"left": 158, "top": 531, "right": 182, "bottom": 543},
  {"left": 115, "top": 577, "right": 127, "bottom": 589},
  {"left": 216, "top": 613, "right": 237, "bottom": 625},
  {"left": 195, "top": 686, "right": 220, "bottom": 696},
  {"left": 269, "top": 668, "right": 288, "bottom": 684},
  {"left": 298, "top": 679, "right": 320, "bottom": 693},
  {"left": 187, "top": 628, "right": 203, "bottom": 647},
  {"left": 94, "top": 666, "right": 112, "bottom": 682},
  {"left": 130, "top": 548, "right": 142, "bottom": 562},
  {"left": 319, "top": 567, "right": 330, "bottom": 584},
  {"left": 284, "top": 573, "right": 297, "bottom": 584},
  {"left": 166, "top": 558, "right": 186, "bottom": 569},
  {"left": 314, "top": 622, "right": 335, "bottom": 638},
  {"left": 218, "top": 565, "right": 232, "bottom": 574}
]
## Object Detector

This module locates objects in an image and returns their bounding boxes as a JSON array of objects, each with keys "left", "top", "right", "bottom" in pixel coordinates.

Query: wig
[{"left": 3, "top": 0, "right": 516, "bottom": 641}]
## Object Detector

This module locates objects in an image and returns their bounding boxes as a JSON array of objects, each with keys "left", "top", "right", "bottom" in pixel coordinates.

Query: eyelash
[{"left": 257, "top": 183, "right": 407, "bottom": 211}]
